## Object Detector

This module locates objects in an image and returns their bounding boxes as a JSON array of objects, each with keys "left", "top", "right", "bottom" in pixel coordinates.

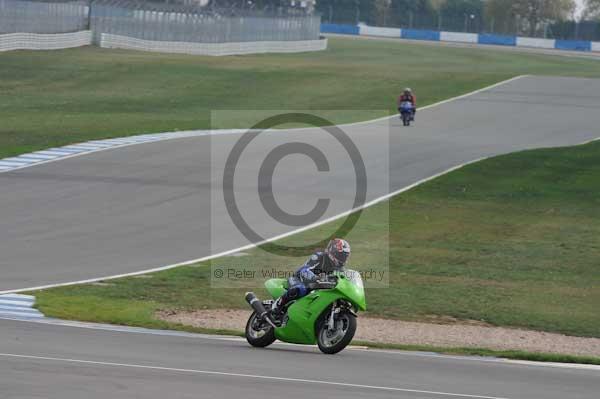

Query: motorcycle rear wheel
[
  {"left": 245, "top": 312, "right": 276, "bottom": 347},
  {"left": 317, "top": 311, "right": 357, "bottom": 354}
]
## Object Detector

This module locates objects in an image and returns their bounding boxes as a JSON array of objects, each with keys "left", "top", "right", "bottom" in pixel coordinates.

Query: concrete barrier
[
  {"left": 517, "top": 37, "right": 555, "bottom": 49},
  {"left": 440, "top": 31, "right": 478, "bottom": 43},
  {"left": 401, "top": 29, "right": 440, "bottom": 41},
  {"left": 478, "top": 33, "right": 516, "bottom": 46},
  {"left": 359, "top": 25, "right": 401, "bottom": 38},
  {"left": 320, "top": 23, "right": 359, "bottom": 35},
  {"left": 593, "top": 42, "right": 600, "bottom": 52},
  {"left": 100, "top": 34, "right": 328, "bottom": 56},
  {"left": 0, "top": 31, "right": 92, "bottom": 52},
  {"left": 555, "top": 39, "right": 591, "bottom": 51}
]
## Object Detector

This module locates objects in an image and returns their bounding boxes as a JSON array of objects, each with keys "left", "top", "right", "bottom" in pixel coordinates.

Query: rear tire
[
  {"left": 402, "top": 114, "right": 410, "bottom": 126},
  {"left": 245, "top": 312, "right": 276, "bottom": 348},
  {"left": 317, "top": 311, "right": 357, "bottom": 354}
]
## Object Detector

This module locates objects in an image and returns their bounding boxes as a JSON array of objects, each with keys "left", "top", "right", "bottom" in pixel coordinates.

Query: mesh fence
[
  {"left": 90, "top": 1, "right": 321, "bottom": 43},
  {"left": 0, "top": 0, "right": 322, "bottom": 42},
  {"left": 318, "top": 2, "right": 600, "bottom": 41},
  {"left": 0, "top": 0, "right": 89, "bottom": 34}
]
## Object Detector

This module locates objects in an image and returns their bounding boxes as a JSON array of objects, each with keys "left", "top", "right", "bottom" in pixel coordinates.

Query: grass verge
[
  {"left": 3, "top": 37, "right": 600, "bottom": 158},
  {"left": 352, "top": 341, "right": 600, "bottom": 365}
]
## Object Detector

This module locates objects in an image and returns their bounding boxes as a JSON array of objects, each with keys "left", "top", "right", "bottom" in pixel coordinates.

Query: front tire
[
  {"left": 245, "top": 312, "right": 276, "bottom": 348},
  {"left": 317, "top": 311, "right": 357, "bottom": 354}
]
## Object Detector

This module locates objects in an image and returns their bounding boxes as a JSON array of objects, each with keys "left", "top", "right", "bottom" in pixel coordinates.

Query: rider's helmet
[
  {"left": 325, "top": 238, "right": 351, "bottom": 269},
  {"left": 404, "top": 88, "right": 412, "bottom": 95}
]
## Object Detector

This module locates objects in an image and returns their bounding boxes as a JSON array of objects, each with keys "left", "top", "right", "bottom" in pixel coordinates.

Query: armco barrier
[
  {"left": 478, "top": 33, "right": 516, "bottom": 46},
  {"left": 555, "top": 39, "right": 591, "bottom": 51},
  {"left": 401, "top": 29, "right": 440, "bottom": 41},
  {"left": 100, "top": 33, "right": 328, "bottom": 56},
  {"left": 440, "top": 31, "right": 478, "bottom": 43},
  {"left": 516, "top": 37, "right": 555, "bottom": 49},
  {"left": 359, "top": 25, "right": 401, "bottom": 38},
  {"left": 320, "top": 23, "right": 359, "bottom": 35},
  {"left": 0, "top": 31, "right": 92, "bottom": 52}
]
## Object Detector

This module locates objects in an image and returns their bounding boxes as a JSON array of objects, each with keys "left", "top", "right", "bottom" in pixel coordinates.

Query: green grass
[
  {"left": 352, "top": 342, "right": 600, "bottom": 365},
  {"left": 3, "top": 37, "right": 600, "bottom": 158},
  {"left": 33, "top": 141, "right": 600, "bottom": 342}
]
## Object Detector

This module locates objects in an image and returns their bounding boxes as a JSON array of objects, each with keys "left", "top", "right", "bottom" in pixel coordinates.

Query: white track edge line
[
  {"left": 0, "top": 130, "right": 243, "bottom": 175},
  {"left": 0, "top": 75, "right": 527, "bottom": 176},
  {"left": 1, "top": 316, "right": 598, "bottom": 370},
  {"left": 0, "top": 75, "right": 528, "bottom": 294},
  {"left": 0, "top": 352, "right": 512, "bottom": 399},
  {"left": 0, "top": 157, "right": 484, "bottom": 295},
  {"left": 5, "top": 79, "right": 600, "bottom": 296}
]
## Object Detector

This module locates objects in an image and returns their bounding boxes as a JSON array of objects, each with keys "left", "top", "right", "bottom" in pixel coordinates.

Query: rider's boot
[{"left": 270, "top": 297, "right": 285, "bottom": 321}]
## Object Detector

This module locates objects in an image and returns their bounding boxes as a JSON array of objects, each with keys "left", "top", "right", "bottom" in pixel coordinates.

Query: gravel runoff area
[{"left": 157, "top": 309, "right": 600, "bottom": 357}]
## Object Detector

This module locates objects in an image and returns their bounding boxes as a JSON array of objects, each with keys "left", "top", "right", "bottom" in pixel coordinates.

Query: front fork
[
  {"left": 327, "top": 301, "right": 338, "bottom": 331},
  {"left": 327, "top": 300, "right": 358, "bottom": 331}
]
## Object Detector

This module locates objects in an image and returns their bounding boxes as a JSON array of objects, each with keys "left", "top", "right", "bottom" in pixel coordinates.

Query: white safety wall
[
  {"left": 516, "top": 37, "right": 556, "bottom": 49},
  {"left": 440, "top": 31, "right": 478, "bottom": 43},
  {"left": 359, "top": 25, "right": 401, "bottom": 38},
  {"left": 100, "top": 34, "right": 328, "bottom": 56},
  {"left": 592, "top": 42, "right": 600, "bottom": 52},
  {"left": 0, "top": 31, "right": 92, "bottom": 52}
]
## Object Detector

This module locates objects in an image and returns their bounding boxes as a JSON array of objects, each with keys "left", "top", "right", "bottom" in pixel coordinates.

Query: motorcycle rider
[
  {"left": 271, "top": 238, "right": 351, "bottom": 319},
  {"left": 398, "top": 88, "right": 417, "bottom": 121}
]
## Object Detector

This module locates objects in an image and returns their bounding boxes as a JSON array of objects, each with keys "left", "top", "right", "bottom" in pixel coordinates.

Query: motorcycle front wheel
[
  {"left": 245, "top": 312, "right": 276, "bottom": 348},
  {"left": 317, "top": 311, "right": 357, "bottom": 354}
]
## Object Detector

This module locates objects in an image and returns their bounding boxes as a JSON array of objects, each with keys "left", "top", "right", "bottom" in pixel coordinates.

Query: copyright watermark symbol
[
  {"left": 210, "top": 110, "right": 391, "bottom": 288},
  {"left": 223, "top": 113, "right": 367, "bottom": 253}
]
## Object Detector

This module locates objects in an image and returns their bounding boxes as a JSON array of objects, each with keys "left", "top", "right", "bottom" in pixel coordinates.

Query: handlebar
[{"left": 309, "top": 278, "right": 337, "bottom": 290}]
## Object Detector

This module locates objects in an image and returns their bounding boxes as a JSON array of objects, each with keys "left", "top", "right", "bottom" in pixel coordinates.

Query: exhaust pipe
[{"left": 245, "top": 292, "right": 277, "bottom": 328}]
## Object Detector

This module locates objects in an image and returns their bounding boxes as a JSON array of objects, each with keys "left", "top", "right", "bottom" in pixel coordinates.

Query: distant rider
[
  {"left": 271, "top": 238, "right": 351, "bottom": 318},
  {"left": 398, "top": 88, "right": 417, "bottom": 120}
]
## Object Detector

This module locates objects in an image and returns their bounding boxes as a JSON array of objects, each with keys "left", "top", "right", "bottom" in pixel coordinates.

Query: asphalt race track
[
  {"left": 1, "top": 318, "right": 599, "bottom": 399},
  {"left": 2, "top": 76, "right": 600, "bottom": 292},
  {"left": 1, "top": 75, "right": 600, "bottom": 398}
]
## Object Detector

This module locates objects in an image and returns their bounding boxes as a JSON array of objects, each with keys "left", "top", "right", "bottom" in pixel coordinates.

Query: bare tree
[
  {"left": 582, "top": 0, "right": 600, "bottom": 18},
  {"left": 486, "top": 0, "right": 574, "bottom": 36},
  {"left": 373, "top": 0, "right": 392, "bottom": 25},
  {"left": 429, "top": 0, "right": 447, "bottom": 11}
]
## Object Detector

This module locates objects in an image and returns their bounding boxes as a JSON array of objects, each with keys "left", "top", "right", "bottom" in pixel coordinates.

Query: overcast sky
[{"left": 575, "top": 0, "right": 585, "bottom": 18}]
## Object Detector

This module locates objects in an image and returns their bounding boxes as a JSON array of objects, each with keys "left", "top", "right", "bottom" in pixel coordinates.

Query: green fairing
[
  {"left": 265, "top": 271, "right": 366, "bottom": 345},
  {"left": 264, "top": 278, "right": 287, "bottom": 299}
]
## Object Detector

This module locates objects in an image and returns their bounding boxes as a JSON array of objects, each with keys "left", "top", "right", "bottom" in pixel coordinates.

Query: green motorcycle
[{"left": 244, "top": 270, "right": 366, "bottom": 354}]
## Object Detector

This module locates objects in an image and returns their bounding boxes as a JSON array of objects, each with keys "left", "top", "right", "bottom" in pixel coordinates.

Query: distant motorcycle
[
  {"left": 399, "top": 101, "right": 415, "bottom": 126},
  {"left": 244, "top": 270, "right": 366, "bottom": 354}
]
